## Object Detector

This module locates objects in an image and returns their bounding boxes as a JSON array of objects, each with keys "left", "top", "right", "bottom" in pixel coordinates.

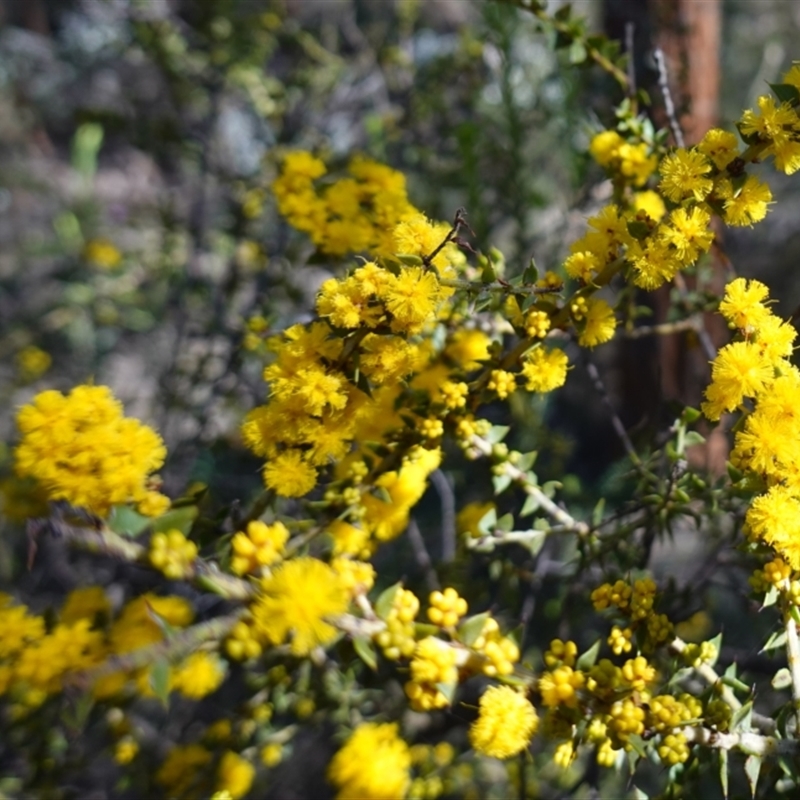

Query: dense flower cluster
[
  {"left": 271, "top": 152, "right": 414, "bottom": 257},
  {"left": 15, "top": 385, "right": 168, "bottom": 516}
]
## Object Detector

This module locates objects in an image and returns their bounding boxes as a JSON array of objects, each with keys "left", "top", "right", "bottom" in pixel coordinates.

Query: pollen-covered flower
[
  {"left": 658, "top": 148, "right": 713, "bottom": 202},
  {"left": 702, "top": 341, "right": 774, "bottom": 420},
  {"left": 172, "top": 652, "right": 226, "bottom": 699},
  {"left": 698, "top": 128, "right": 740, "bottom": 170},
  {"left": 14, "top": 385, "right": 166, "bottom": 516},
  {"left": 746, "top": 485, "right": 800, "bottom": 569},
  {"left": 520, "top": 347, "right": 569, "bottom": 393},
  {"left": 469, "top": 685, "right": 538, "bottom": 759},
  {"left": 251, "top": 556, "right": 350, "bottom": 655},
  {"left": 718, "top": 277, "right": 772, "bottom": 332},
  {"left": 578, "top": 298, "right": 617, "bottom": 348},
  {"left": 660, "top": 207, "right": 714, "bottom": 264},
  {"left": 216, "top": 751, "right": 255, "bottom": 800},
  {"left": 717, "top": 176, "right": 773, "bottom": 227},
  {"left": 327, "top": 723, "right": 411, "bottom": 800},
  {"left": 230, "top": 520, "right": 289, "bottom": 575},
  {"left": 381, "top": 266, "right": 442, "bottom": 335},
  {"left": 263, "top": 449, "right": 318, "bottom": 497}
]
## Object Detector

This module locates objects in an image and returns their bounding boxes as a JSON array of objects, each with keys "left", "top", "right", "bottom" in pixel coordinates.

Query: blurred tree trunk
[{"left": 606, "top": 0, "right": 727, "bottom": 473}]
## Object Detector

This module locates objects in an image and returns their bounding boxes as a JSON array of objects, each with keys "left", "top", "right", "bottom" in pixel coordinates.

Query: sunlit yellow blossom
[
  {"left": 157, "top": 744, "right": 212, "bottom": 798},
  {"left": 718, "top": 277, "right": 771, "bottom": 332},
  {"left": 457, "top": 501, "right": 495, "bottom": 538},
  {"left": 617, "top": 142, "right": 658, "bottom": 186},
  {"left": 702, "top": 341, "right": 774, "bottom": 420},
  {"left": 15, "top": 346, "right": 51, "bottom": 381},
  {"left": 328, "top": 519, "right": 373, "bottom": 559},
  {"left": 564, "top": 250, "right": 601, "bottom": 281},
  {"left": 251, "top": 557, "right": 349, "bottom": 655},
  {"left": 717, "top": 176, "right": 773, "bottom": 227},
  {"left": 660, "top": 207, "right": 714, "bottom": 264},
  {"left": 60, "top": 586, "right": 110, "bottom": 626},
  {"left": 539, "top": 665, "right": 585, "bottom": 708},
  {"left": 15, "top": 385, "right": 166, "bottom": 515},
  {"left": 445, "top": 329, "right": 491, "bottom": 371},
  {"left": 521, "top": 347, "right": 569, "bottom": 393},
  {"left": 698, "top": 128, "right": 740, "bottom": 170},
  {"left": 382, "top": 266, "right": 441, "bottom": 335},
  {"left": 138, "top": 490, "right": 171, "bottom": 517},
  {"left": 83, "top": 238, "right": 122, "bottom": 269},
  {"left": 629, "top": 237, "right": 682, "bottom": 290},
  {"left": 632, "top": 190, "right": 666, "bottom": 222},
  {"left": 589, "top": 130, "right": 624, "bottom": 167},
  {"left": 740, "top": 95, "right": 798, "bottom": 141},
  {"left": 149, "top": 529, "right": 197, "bottom": 580},
  {"left": 216, "top": 751, "right": 255, "bottom": 800},
  {"left": 747, "top": 485, "right": 800, "bottom": 569},
  {"left": 328, "top": 722, "right": 411, "bottom": 800},
  {"left": 231, "top": 520, "right": 289, "bottom": 575},
  {"left": 172, "top": 652, "right": 226, "bottom": 699},
  {"left": 659, "top": 148, "right": 713, "bottom": 202},
  {"left": 469, "top": 685, "right": 538, "bottom": 759},
  {"left": 578, "top": 297, "right": 616, "bottom": 348},
  {"left": 263, "top": 449, "right": 318, "bottom": 497},
  {"left": 0, "top": 602, "right": 45, "bottom": 659}
]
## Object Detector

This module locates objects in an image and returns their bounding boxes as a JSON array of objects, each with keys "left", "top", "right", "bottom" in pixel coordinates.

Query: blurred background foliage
[{"left": 0, "top": 1, "right": 799, "bottom": 796}]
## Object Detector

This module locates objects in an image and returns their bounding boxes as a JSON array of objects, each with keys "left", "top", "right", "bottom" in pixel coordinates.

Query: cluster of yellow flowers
[
  {"left": 14, "top": 385, "right": 169, "bottom": 516},
  {"left": 702, "top": 278, "right": 800, "bottom": 570},
  {"left": 271, "top": 151, "right": 414, "bottom": 258},
  {"left": 0, "top": 588, "right": 228, "bottom": 711},
  {"left": 575, "top": 66, "right": 800, "bottom": 297}
]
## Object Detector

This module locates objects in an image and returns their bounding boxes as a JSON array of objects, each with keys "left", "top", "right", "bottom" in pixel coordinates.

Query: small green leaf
[
  {"left": 719, "top": 748, "right": 729, "bottom": 800},
  {"left": 744, "top": 754, "right": 761, "bottom": 798},
  {"left": 375, "top": 583, "right": 402, "bottom": 620},
  {"left": 435, "top": 680, "right": 458, "bottom": 705},
  {"left": 516, "top": 451, "right": 537, "bottom": 473},
  {"left": 730, "top": 700, "right": 752, "bottom": 732},
  {"left": 492, "top": 474, "right": 512, "bottom": 495},
  {"left": 149, "top": 659, "right": 171, "bottom": 707},
  {"left": 576, "top": 639, "right": 601, "bottom": 671},
  {"left": 761, "top": 627, "right": 787, "bottom": 652},
  {"left": 486, "top": 425, "right": 510, "bottom": 444},
  {"left": 762, "top": 585, "right": 779, "bottom": 609},
  {"left": 626, "top": 219, "right": 651, "bottom": 240},
  {"left": 683, "top": 431, "right": 706, "bottom": 447},
  {"left": 496, "top": 513, "right": 514, "bottom": 532},
  {"left": 152, "top": 506, "right": 198, "bottom": 536},
  {"left": 771, "top": 667, "right": 792, "bottom": 690},
  {"left": 522, "top": 259, "right": 539, "bottom": 284},
  {"left": 458, "top": 612, "right": 491, "bottom": 647},
  {"left": 353, "top": 635, "right": 377, "bottom": 671},
  {"left": 631, "top": 788, "right": 649, "bottom": 800},
  {"left": 769, "top": 82, "right": 800, "bottom": 104},
  {"left": 520, "top": 492, "right": 540, "bottom": 518},
  {"left": 481, "top": 261, "right": 497, "bottom": 284},
  {"left": 592, "top": 497, "right": 605, "bottom": 527},
  {"left": 396, "top": 253, "right": 424, "bottom": 266},
  {"left": 625, "top": 734, "right": 647, "bottom": 759},
  {"left": 568, "top": 39, "right": 587, "bottom": 65},
  {"left": 108, "top": 505, "right": 151, "bottom": 538},
  {"left": 478, "top": 507, "right": 498, "bottom": 535}
]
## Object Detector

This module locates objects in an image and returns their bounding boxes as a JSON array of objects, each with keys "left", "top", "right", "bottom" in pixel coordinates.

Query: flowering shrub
[{"left": 3, "top": 2, "right": 800, "bottom": 798}]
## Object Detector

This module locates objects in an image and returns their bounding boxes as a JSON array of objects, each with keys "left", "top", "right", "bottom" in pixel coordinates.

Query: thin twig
[
  {"left": 406, "top": 517, "right": 440, "bottom": 592},
  {"left": 653, "top": 47, "right": 685, "bottom": 148},
  {"left": 783, "top": 607, "right": 800, "bottom": 733},
  {"left": 582, "top": 355, "right": 641, "bottom": 467},
  {"left": 430, "top": 469, "right": 456, "bottom": 563},
  {"left": 625, "top": 22, "right": 636, "bottom": 99}
]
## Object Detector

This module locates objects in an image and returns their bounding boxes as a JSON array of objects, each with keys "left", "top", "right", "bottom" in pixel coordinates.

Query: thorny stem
[
  {"left": 470, "top": 435, "right": 589, "bottom": 535},
  {"left": 670, "top": 636, "right": 777, "bottom": 736},
  {"left": 783, "top": 607, "right": 800, "bottom": 733},
  {"left": 681, "top": 726, "right": 800, "bottom": 756},
  {"left": 70, "top": 611, "right": 246, "bottom": 688}
]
